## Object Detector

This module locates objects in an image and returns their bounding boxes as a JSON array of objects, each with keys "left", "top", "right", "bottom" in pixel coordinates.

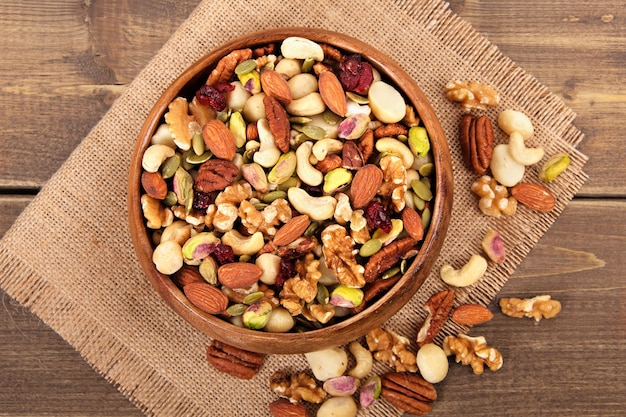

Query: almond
[
  {"left": 172, "top": 265, "right": 205, "bottom": 288},
  {"left": 141, "top": 171, "right": 168, "bottom": 199},
  {"left": 183, "top": 282, "right": 229, "bottom": 314},
  {"left": 263, "top": 95, "right": 291, "bottom": 152},
  {"left": 451, "top": 304, "right": 494, "bottom": 326},
  {"left": 273, "top": 214, "right": 311, "bottom": 246},
  {"left": 218, "top": 262, "right": 263, "bottom": 289},
  {"left": 402, "top": 206, "right": 424, "bottom": 241},
  {"left": 350, "top": 164, "right": 383, "bottom": 209},
  {"left": 510, "top": 182, "right": 556, "bottom": 212},
  {"left": 318, "top": 70, "right": 347, "bottom": 117},
  {"left": 261, "top": 70, "right": 293, "bottom": 105},
  {"left": 269, "top": 399, "right": 311, "bottom": 417},
  {"left": 202, "top": 119, "right": 236, "bottom": 160}
]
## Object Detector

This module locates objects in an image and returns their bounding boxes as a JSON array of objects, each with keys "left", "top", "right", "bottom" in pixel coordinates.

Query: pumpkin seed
[
  {"left": 346, "top": 91, "right": 369, "bottom": 104},
  {"left": 412, "top": 192, "right": 426, "bottom": 211},
  {"left": 302, "top": 125, "right": 326, "bottom": 140},
  {"left": 289, "top": 116, "right": 313, "bottom": 124},
  {"left": 418, "top": 162, "right": 434, "bottom": 177},
  {"left": 192, "top": 132, "right": 205, "bottom": 155},
  {"left": 235, "top": 59, "right": 257, "bottom": 75},
  {"left": 359, "top": 238, "right": 383, "bottom": 257},
  {"left": 381, "top": 266, "right": 400, "bottom": 280},
  {"left": 163, "top": 191, "right": 178, "bottom": 207},
  {"left": 226, "top": 303, "right": 248, "bottom": 317},
  {"left": 411, "top": 179, "right": 433, "bottom": 201},
  {"left": 262, "top": 190, "right": 287, "bottom": 203},
  {"left": 161, "top": 154, "right": 181, "bottom": 179},
  {"left": 304, "top": 221, "right": 319, "bottom": 237},
  {"left": 301, "top": 58, "right": 315, "bottom": 73},
  {"left": 278, "top": 177, "right": 300, "bottom": 191},
  {"left": 316, "top": 283, "right": 330, "bottom": 305},
  {"left": 186, "top": 151, "right": 212, "bottom": 165},
  {"left": 322, "top": 109, "right": 343, "bottom": 125},
  {"left": 421, "top": 206, "right": 432, "bottom": 230}
]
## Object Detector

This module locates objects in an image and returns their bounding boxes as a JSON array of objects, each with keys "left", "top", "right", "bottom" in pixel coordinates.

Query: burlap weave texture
[{"left": 0, "top": 0, "right": 587, "bottom": 416}]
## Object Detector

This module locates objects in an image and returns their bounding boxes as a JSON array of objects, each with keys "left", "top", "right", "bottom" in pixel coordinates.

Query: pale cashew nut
[
  {"left": 347, "top": 341, "right": 373, "bottom": 379},
  {"left": 150, "top": 123, "right": 176, "bottom": 148},
  {"left": 280, "top": 36, "right": 324, "bottom": 61},
  {"left": 312, "top": 138, "right": 344, "bottom": 161},
  {"left": 287, "top": 187, "right": 336, "bottom": 221},
  {"left": 497, "top": 109, "right": 534, "bottom": 140},
  {"left": 440, "top": 254, "right": 488, "bottom": 287},
  {"left": 253, "top": 118, "right": 281, "bottom": 168},
  {"left": 152, "top": 240, "right": 183, "bottom": 275},
  {"left": 507, "top": 131, "right": 545, "bottom": 166},
  {"left": 142, "top": 144, "right": 175, "bottom": 173},
  {"left": 285, "top": 92, "right": 326, "bottom": 117},
  {"left": 375, "top": 137, "right": 414, "bottom": 169},
  {"left": 296, "top": 141, "right": 324, "bottom": 186},
  {"left": 221, "top": 230, "right": 265, "bottom": 256}
]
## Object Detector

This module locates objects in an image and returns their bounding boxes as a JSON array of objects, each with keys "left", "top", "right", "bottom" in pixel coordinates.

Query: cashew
[
  {"left": 368, "top": 81, "right": 406, "bottom": 123},
  {"left": 152, "top": 240, "right": 183, "bottom": 275},
  {"left": 286, "top": 92, "right": 326, "bottom": 117},
  {"left": 288, "top": 72, "right": 319, "bottom": 100},
  {"left": 296, "top": 141, "right": 324, "bottom": 186},
  {"left": 312, "top": 138, "right": 344, "bottom": 161},
  {"left": 497, "top": 109, "right": 534, "bottom": 140},
  {"left": 253, "top": 118, "right": 281, "bottom": 168},
  {"left": 440, "top": 254, "right": 488, "bottom": 287},
  {"left": 507, "top": 131, "right": 545, "bottom": 166},
  {"left": 347, "top": 341, "right": 373, "bottom": 379},
  {"left": 490, "top": 143, "right": 525, "bottom": 187},
  {"left": 150, "top": 123, "right": 176, "bottom": 148},
  {"left": 304, "top": 347, "right": 348, "bottom": 381},
  {"left": 288, "top": 187, "right": 336, "bottom": 221},
  {"left": 142, "top": 144, "right": 176, "bottom": 173},
  {"left": 221, "top": 230, "right": 265, "bottom": 256},
  {"left": 256, "top": 252, "right": 282, "bottom": 285},
  {"left": 280, "top": 36, "right": 324, "bottom": 61},
  {"left": 375, "top": 137, "right": 414, "bottom": 169}
]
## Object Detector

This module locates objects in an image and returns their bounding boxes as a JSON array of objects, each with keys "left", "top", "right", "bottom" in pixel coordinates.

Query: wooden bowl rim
[{"left": 128, "top": 27, "right": 453, "bottom": 354}]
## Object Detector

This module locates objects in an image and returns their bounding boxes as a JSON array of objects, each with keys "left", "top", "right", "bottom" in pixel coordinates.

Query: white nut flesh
[
  {"left": 368, "top": 81, "right": 407, "bottom": 124},
  {"left": 416, "top": 343, "right": 449, "bottom": 383},
  {"left": 440, "top": 254, "right": 488, "bottom": 287},
  {"left": 281, "top": 36, "right": 325, "bottom": 61},
  {"left": 287, "top": 187, "right": 337, "bottom": 221},
  {"left": 305, "top": 347, "right": 348, "bottom": 381},
  {"left": 490, "top": 143, "right": 525, "bottom": 187},
  {"left": 497, "top": 109, "right": 534, "bottom": 140},
  {"left": 507, "top": 131, "right": 545, "bottom": 166}
]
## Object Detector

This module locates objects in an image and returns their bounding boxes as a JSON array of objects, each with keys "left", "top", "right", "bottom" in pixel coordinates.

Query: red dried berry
[
  {"left": 192, "top": 190, "right": 213, "bottom": 213},
  {"left": 339, "top": 54, "right": 374, "bottom": 94},
  {"left": 365, "top": 200, "right": 392, "bottom": 233},
  {"left": 275, "top": 258, "right": 296, "bottom": 287},
  {"left": 195, "top": 83, "right": 235, "bottom": 111},
  {"left": 206, "top": 243, "right": 235, "bottom": 265}
]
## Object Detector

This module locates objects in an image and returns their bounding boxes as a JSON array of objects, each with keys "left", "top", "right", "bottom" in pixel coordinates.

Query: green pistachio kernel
[
  {"left": 229, "top": 111, "right": 247, "bottom": 148},
  {"left": 242, "top": 300, "right": 273, "bottom": 329},
  {"left": 323, "top": 167, "right": 352, "bottom": 194},
  {"left": 539, "top": 153, "right": 571, "bottom": 182},
  {"left": 268, "top": 151, "right": 297, "bottom": 184},
  {"left": 408, "top": 126, "right": 431, "bottom": 158},
  {"left": 329, "top": 285, "right": 364, "bottom": 308}
]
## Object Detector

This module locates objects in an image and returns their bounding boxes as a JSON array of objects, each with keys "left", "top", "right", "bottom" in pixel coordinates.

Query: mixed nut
[{"left": 139, "top": 36, "right": 438, "bottom": 333}]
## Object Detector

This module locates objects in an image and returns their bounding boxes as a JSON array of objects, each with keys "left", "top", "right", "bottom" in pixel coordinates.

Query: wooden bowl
[{"left": 128, "top": 28, "right": 453, "bottom": 354}]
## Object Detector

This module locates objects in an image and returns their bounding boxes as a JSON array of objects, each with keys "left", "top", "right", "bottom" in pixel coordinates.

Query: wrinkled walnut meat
[
  {"left": 445, "top": 80, "right": 500, "bottom": 110},
  {"left": 269, "top": 370, "right": 326, "bottom": 404},
  {"left": 443, "top": 334, "right": 503, "bottom": 375},
  {"left": 321, "top": 224, "right": 365, "bottom": 288},
  {"left": 499, "top": 295, "right": 562, "bottom": 321},
  {"left": 471, "top": 175, "right": 517, "bottom": 217},
  {"left": 366, "top": 327, "right": 418, "bottom": 372}
]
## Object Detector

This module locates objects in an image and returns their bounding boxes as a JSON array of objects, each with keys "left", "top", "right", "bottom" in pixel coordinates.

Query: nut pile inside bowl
[{"left": 139, "top": 36, "right": 437, "bottom": 333}]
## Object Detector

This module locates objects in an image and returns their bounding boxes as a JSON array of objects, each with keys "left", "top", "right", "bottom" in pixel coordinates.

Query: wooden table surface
[{"left": 1, "top": 1, "right": 624, "bottom": 416}]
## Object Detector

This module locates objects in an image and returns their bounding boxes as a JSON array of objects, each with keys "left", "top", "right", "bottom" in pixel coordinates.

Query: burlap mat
[{"left": 0, "top": 0, "right": 587, "bottom": 415}]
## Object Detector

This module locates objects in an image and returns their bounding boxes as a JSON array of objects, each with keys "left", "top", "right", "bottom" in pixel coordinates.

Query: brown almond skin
[
  {"left": 218, "top": 262, "right": 263, "bottom": 289},
  {"left": 511, "top": 182, "right": 556, "bottom": 212},
  {"left": 451, "top": 304, "right": 494, "bottom": 325},
  {"left": 184, "top": 282, "right": 229, "bottom": 314},
  {"left": 202, "top": 119, "right": 236, "bottom": 160},
  {"left": 350, "top": 164, "right": 383, "bottom": 209},
  {"left": 171, "top": 265, "right": 205, "bottom": 288},
  {"left": 141, "top": 171, "right": 168, "bottom": 200},
  {"left": 261, "top": 69, "right": 292, "bottom": 105},
  {"left": 269, "top": 399, "right": 311, "bottom": 417},
  {"left": 402, "top": 206, "right": 424, "bottom": 241},
  {"left": 318, "top": 70, "right": 347, "bottom": 117},
  {"left": 273, "top": 215, "right": 311, "bottom": 246}
]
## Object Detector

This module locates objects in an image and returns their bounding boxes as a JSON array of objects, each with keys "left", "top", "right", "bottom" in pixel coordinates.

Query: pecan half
[
  {"left": 381, "top": 372, "right": 437, "bottom": 415},
  {"left": 194, "top": 159, "right": 239, "bottom": 193},
  {"left": 416, "top": 289, "right": 455, "bottom": 347},
  {"left": 358, "top": 128, "right": 374, "bottom": 162},
  {"left": 206, "top": 48, "right": 253, "bottom": 86},
  {"left": 364, "top": 237, "right": 415, "bottom": 283},
  {"left": 459, "top": 114, "right": 494, "bottom": 175},
  {"left": 374, "top": 123, "right": 408, "bottom": 138},
  {"left": 264, "top": 95, "right": 291, "bottom": 152},
  {"left": 206, "top": 340, "right": 265, "bottom": 380}
]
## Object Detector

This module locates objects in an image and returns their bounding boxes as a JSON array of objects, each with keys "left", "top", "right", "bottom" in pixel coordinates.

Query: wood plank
[{"left": 0, "top": 197, "right": 624, "bottom": 415}]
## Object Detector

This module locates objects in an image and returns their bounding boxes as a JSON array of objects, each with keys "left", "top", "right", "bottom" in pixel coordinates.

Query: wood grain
[{"left": 1, "top": 0, "right": 625, "bottom": 415}]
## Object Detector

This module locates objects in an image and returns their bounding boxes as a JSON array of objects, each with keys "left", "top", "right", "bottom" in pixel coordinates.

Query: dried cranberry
[
  {"left": 365, "top": 200, "right": 392, "bottom": 233},
  {"left": 195, "top": 83, "right": 235, "bottom": 111},
  {"left": 338, "top": 54, "right": 374, "bottom": 95},
  {"left": 192, "top": 190, "right": 213, "bottom": 213},
  {"left": 275, "top": 258, "right": 296, "bottom": 287},
  {"left": 207, "top": 243, "right": 235, "bottom": 265},
  {"left": 300, "top": 183, "right": 323, "bottom": 197}
]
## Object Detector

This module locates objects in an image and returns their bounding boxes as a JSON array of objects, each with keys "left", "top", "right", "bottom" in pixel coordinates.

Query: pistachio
[
  {"left": 181, "top": 232, "right": 220, "bottom": 263},
  {"left": 482, "top": 229, "right": 506, "bottom": 263},
  {"left": 268, "top": 151, "right": 297, "bottom": 185},
  {"left": 199, "top": 256, "right": 219, "bottom": 285},
  {"left": 329, "top": 285, "right": 364, "bottom": 308},
  {"left": 241, "top": 162, "right": 269, "bottom": 193},
  {"left": 323, "top": 375, "right": 359, "bottom": 397},
  {"left": 359, "top": 375, "right": 382, "bottom": 408},
  {"left": 242, "top": 300, "right": 273, "bottom": 329},
  {"left": 172, "top": 167, "right": 194, "bottom": 213},
  {"left": 338, "top": 113, "right": 370, "bottom": 140},
  {"left": 238, "top": 69, "right": 261, "bottom": 94},
  {"left": 540, "top": 152, "right": 571, "bottom": 182},
  {"left": 323, "top": 167, "right": 352, "bottom": 194},
  {"left": 372, "top": 218, "right": 404, "bottom": 245},
  {"left": 408, "top": 126, "right": 430, "bottom": 158},
  {"left": 229, "top": 111, "right": 247, "bottom": 148}
]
